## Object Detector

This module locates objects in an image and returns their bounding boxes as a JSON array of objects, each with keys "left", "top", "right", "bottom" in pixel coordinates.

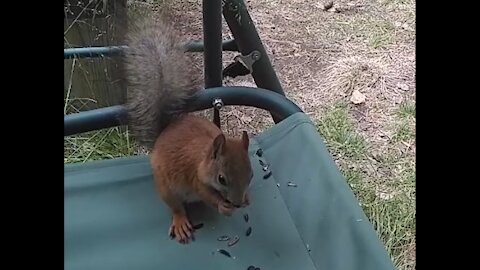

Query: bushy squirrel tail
[{"left": 123, "top": 14, "right": 201, "bottom": 149}]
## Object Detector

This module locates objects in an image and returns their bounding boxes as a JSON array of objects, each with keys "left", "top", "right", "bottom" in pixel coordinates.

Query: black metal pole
[
  {"left": 64, "top": 46, "right": 128, "bottom": 59},
  {"left": 202, "top": 0, "right": 223, "bottom": 88},
  {"left": 64, "top": 40, "right": 238, "bottom": 59},
  {"left": 187, "top": 39, "right": 238, "bottom": 53},
  {"left": 222, "top": 0, "right": 285, "bottom": 97},
  {"left": 64, "top": 105, "right": 127, "bottom": 136},
  {"left": 202, "top": 0, "right": 224, "bottom": 128},
  {"left": 64, "top": 87, "right": 303, "bottom": 136}
]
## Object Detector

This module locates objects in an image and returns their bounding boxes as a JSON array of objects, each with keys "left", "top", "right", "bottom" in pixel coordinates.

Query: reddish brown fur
[
  {"left": 150, "top": 115, "right": 252, "bottom": 243},
  {"left": 124, "top": 13, "right": 252, "bottom": 244}
]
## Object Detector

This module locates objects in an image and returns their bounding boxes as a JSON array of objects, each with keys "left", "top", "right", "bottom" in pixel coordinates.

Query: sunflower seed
[
  {"left": 217, "top": 249, "right": 231, "bottom": 257},
  {"left": 193, "top": 223, "right": 204, "bottom": 230},
  {"left": 259, "top": 159, "right": 266, "bottom": 167},
  {"left": 245, "top": 226, "right": 252, "bottom": 237},
  {"left": 227, "top": 236, "right": 240, "bottom": 246},
  {"left": 217, "top": 235, "right": 230, "bottom": 241}
]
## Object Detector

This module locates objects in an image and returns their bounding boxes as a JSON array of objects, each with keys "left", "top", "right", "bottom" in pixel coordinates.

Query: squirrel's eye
[{"left": 218, "top": 175, "right": 227, "bottom": 186}]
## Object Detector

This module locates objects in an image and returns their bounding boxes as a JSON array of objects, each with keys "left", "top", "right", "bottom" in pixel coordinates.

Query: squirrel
[{"left": 123, "top": 14, "right": 253, "bottom": 244}]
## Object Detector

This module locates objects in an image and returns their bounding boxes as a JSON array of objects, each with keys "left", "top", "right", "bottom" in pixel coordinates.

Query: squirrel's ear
[
  {"left": 212, "top": 134, "right": 226, "bottom": 159},
  {"left": 241, "top": 131, "right": 249, "bottom": 150}
]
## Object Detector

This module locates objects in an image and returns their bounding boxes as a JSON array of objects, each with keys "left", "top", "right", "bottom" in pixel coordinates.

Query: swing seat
[
  {"left": 65, "top": 1, "right": 396, "bottom": 267},
  {"left": 65, "top": 111, "right": 396, "bottom": 270}
]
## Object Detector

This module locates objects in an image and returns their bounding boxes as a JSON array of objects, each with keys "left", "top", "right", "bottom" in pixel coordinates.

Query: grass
[
  {"left": 317, "top": 102, "right": 366, "bottom": 159},
  {"left": 335, "top": 16, "right": 396, "bottom": 49},
  {"left": 64, "top": 127, "right": 138, "bottom": 164},
  {"left": 393, "top": 100, "right": 416, "bottom": 143},
  {"left": 397, "top": 100, "right": 416, "bottom": 119},
  {"left": 317, "top": 103, "right": 416, "bottom": 269},
  {"left": 393, "top": 120, "right": 414, "bottom": 142}
]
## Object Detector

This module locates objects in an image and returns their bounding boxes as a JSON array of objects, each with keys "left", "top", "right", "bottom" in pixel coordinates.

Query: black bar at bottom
[{"left": 64, "top": 87, "right": 303, "bottom": 136}]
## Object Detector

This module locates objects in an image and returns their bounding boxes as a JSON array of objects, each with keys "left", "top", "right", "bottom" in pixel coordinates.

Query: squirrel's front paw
[
  {"left": 169, "top": 213, "right": 193, "bottom": 244},
  {"left": 240, "top": 193, "right": 250, "bottom": 208},
  {"left": 218, "top": 201, "right": 234, "bottom": 216}
]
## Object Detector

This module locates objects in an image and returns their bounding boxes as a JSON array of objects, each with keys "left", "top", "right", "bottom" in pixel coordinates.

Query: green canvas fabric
[{"left": 65, "top": 112, "right": 395, "bottom": 270}]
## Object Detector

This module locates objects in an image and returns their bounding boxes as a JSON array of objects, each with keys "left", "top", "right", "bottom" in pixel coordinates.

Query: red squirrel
[{"left": 123, "top": 14, "right": 253, "bottom": 244}]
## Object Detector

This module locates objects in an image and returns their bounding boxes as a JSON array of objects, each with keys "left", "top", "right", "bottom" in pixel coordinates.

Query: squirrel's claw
[{"left": 169, "top": 214, "right": 193, "bottom": 244}]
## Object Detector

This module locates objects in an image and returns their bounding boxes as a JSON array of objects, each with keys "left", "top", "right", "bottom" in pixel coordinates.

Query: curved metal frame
[
  {"left": 64, "top": 86, "right": 303, "bottom": 136},
  {"left": 63, "top": 39, "right": 238, "bottom": 59},
  {"left": 64, "top": 0, "right": 299, "bottom": 136}
]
